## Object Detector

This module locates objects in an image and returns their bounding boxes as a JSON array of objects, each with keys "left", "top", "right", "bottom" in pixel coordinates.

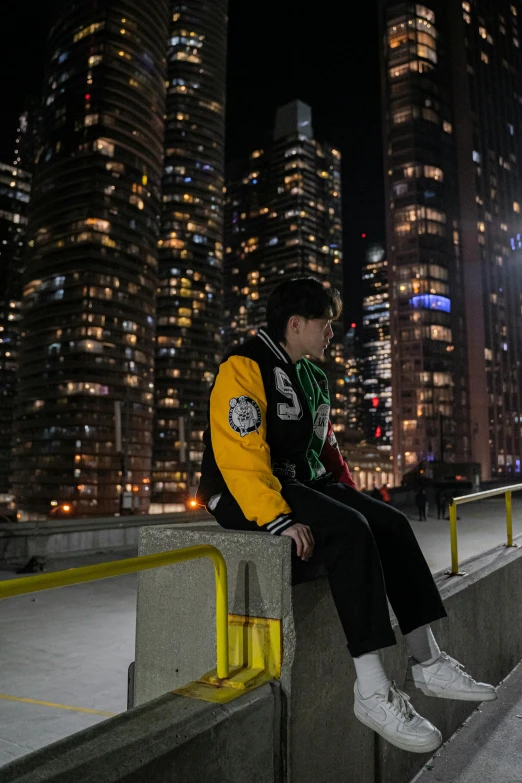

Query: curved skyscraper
[
  {"left": 151, "top": 1, "right": 228, "bottom": 511},
  {"left": 13, "top": 1, "right": 169, "bottom": 517},
  {"left": 381, "top": 0, "right": 522, "bottom": 481}
]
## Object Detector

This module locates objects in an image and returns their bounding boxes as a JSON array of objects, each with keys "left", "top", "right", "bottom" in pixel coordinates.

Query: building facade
[
  {"left": 381, "top": 1, "right": 468, "bottom": 477},
  {"left": 381, "top": 0, "right": 522, "bottom": 481},
  {"left": 0, "top": 160, "right": 31, "bottom": 497},
  {"left": 342, "top": 323, "right": 366, "bottom": 443},
  {"left": 12, "top": 0, "right": 169, "bottom": 517},
  {"left": 361, "top": 242, "right": 392, "bottom": 449},
  {"left": 151, "top": 0, "right": 228, "bottom": 512},
  {"left": 223, "top": 100, "right": 347, "bottom": 435}
]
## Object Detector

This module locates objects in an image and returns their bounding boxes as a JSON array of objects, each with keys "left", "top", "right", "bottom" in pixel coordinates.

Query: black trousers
[{"left": 211, "top": 479, "right": 447, "bottom": 658}]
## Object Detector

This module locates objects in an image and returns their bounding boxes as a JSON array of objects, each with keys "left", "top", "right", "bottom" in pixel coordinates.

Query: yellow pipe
[
  {"left": 506, "top": 490, "right": 513, "bottom": 548},
  {"left": 449, "top": 501, "right": 459, "bottom": 575},
  {"left": 0, "top": 545, "right": 230, "bottom": 680},
  {"left": 441, "top": 483, "right": 522, "bottom": 506}
]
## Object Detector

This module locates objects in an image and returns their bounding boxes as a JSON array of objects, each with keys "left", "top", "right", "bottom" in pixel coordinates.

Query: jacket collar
[{"left": 257, "top": 328, "right": 291, "bottom": 364}]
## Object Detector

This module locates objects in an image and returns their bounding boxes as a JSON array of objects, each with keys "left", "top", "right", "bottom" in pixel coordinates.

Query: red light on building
[
  {"left": 372, "top": 397, "right": 379, "bottom": 408},
  {"left": 375, "top": 426, "right": 382, "bottom": 438},
  {"left": 361, "top": 233, "right": 367, "bottom": 239},
  {"left": 351, "top": 322, "right": 357, "bottom": 329},
  {"left": 85, "top": 94, "right": 91, "bottom": 100}
]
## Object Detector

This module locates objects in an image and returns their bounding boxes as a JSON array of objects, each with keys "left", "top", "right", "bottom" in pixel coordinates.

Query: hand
[{"left": 281, "top": 523, "right": 315, "bottom": 561}]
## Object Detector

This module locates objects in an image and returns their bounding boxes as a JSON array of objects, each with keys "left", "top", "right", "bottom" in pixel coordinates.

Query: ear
[{"left": 288, "top": 315, "right": 301, "bottom": 334}]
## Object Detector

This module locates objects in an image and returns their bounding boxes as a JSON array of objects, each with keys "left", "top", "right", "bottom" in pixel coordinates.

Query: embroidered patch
[
  {"left": 228, "top": 396, "right": 262, "bottom": 437},
  {"left": 313, "top": 403, "right": 330, "bottom": 440}
]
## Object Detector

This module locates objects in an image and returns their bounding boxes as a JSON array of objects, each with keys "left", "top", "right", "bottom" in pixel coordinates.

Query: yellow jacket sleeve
[{"left": 210, "top": 355, "right": 293, "bottom": 531}]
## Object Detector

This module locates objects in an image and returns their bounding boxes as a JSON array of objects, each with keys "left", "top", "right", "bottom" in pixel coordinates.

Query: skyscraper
[
  {"left": 151, "top": 0, "right": 228, "bottom": 512},
  {"left": 361, "top": 242, "right": 392, "bottom": 448},
  {"left": 0, "top": 159, "right": 31, "bottom": 497},
  {"left": 380, "top": 0, "right": 522, "bottom": 480},
  {"left": 223, "top": 100, "right": 347, "bottom": 435},
  {"left": 342, "top": 323, "right": 365, "bottom": 441},
  {"left": 12, "top": 1, "right": 169, "bottom": 518}
]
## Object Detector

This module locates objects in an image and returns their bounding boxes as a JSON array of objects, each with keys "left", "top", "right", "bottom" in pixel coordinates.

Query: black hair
[{"left": 265, "top": 277, "right": 343, "bottom": 343}]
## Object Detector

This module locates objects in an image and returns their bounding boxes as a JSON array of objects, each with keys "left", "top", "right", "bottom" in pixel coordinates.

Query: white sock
[
  {"left": 405, "top": 625, "right": 441, "bottom": 665},
  {"left": 353, "top": 651, "right": 390, "bottom": 698}
]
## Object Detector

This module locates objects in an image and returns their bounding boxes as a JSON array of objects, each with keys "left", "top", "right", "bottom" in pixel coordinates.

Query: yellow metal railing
[
  {"left": 0, "top": 545, "right": 230, "bottom": 679},
  {"left": 448, "top": 483, "right": 522, "bottom": 576}
]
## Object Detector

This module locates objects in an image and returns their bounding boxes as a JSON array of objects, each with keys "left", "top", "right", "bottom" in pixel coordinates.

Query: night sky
[{"left": 0, "top": 0, "right": 384, "bottom": 326}]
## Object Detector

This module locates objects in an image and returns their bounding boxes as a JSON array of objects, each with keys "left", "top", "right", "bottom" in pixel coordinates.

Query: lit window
[
  {"left": 410, "top": 294, "right": 451, "bottom": 312},
  {"left": 85, "top": 218, "right": 111, "bottom": 233},
  {"left": 94, "top": 138, "right": 115, "bottom": 157},
  {"left": 514, "top": 202, "right": 521, "bottom": 213},
  {"left": 73, "top": 22, "right": 104, "bottom": 42},
  {"left": 427, "top": 325, "right": 452, "bottom": 342},
  {"left": 171, "top": 52, "right": 201, "bottom": 64},
  {"left": 417, "top": 44, "right": 437, "bottom": 63},
  {"left": 129, "top": 194, "right": 144, "bottom": 210}
]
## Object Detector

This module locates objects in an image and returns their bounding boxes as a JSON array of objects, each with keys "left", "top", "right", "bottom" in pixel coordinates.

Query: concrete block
[
  {"left": 134, "top": 523, "right": 373, "bottom": 782},
  {"left": 1, "top": 682, "right": 281, "bottom": 783},
  {"left": 134, "top": 522, "right": 522, "bottom": 783}
]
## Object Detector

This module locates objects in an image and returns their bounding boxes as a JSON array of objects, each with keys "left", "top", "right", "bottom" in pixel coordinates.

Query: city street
[{"left": 1, "top": 496, "right": 521, "bottom": 767}]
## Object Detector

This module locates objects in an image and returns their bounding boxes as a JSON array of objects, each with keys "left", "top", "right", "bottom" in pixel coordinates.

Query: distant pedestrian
[
  {"left": 435, "top": 489, "right": 446, "bottom": 520},
  {"left": 380, "top": 484, "right": 391, "bottom": 504},
  {"left": 415, "top": 487, "right": 428, "bottom": 521}
]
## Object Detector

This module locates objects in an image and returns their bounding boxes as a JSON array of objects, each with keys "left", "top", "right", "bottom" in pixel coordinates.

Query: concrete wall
[
  {"left": 0, "top": 512, "right": 207, "bottom": 565},
  {"left": 3, "top": 522, "right": 522, "bottom": 783},
  {"left": 1, "top": 683, "right": 281, "bottom": 783},
  {"left": 134, "top": 524, "right": 522, "bottom": 783}
]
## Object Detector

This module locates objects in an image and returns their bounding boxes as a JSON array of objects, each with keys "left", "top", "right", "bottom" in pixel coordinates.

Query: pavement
[
  {"left": 405, "top": 495, "right": 522, "bottom": 574},
  {"left": 0, "top": 497, "right": 521, "bottom": 769},
  {"left": 411, "top": 659, "right": 522, "bottom": 783},
  {"left": 0, "top": 553, "right": 135, "bottom": 767}
]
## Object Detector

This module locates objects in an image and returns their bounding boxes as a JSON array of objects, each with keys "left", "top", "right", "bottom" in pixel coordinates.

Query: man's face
[{"left": 300, "top": 316, "right": 334, "bottom": 360}]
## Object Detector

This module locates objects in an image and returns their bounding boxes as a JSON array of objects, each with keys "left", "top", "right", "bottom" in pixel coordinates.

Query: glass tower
[
  {"left": 361, "top": 242, "right": 392, "bottom": 448},
  {"left": 0, "top": 159, "right": 31, "bottom": 496},
  {"left": 12, "top": 0, "right": 169, "bottom": 518},
  {"left": 381, "top": 1, "right": 470, "bottom": 477},
  {"left": 223, "top": 100, "right": 347, "bottom": 435},
  {"left": 151, "top": 0, "right": 228, "bottom": 512},
  {"left": 381, "top": 0, "right": 522, "bottom": 480}
]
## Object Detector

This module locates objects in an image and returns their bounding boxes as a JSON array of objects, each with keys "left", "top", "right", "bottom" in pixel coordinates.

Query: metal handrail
[
  {"left": 448, "top": 483, "right": 522, "bottom": 576},
  {"left": 0, "top": 545, "right": 230, "bottom": 679}
]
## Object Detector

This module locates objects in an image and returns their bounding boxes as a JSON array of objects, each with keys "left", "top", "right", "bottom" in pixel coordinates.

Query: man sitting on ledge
[{"left": 196, "top": 276, "right": 496, "bottom": 755}]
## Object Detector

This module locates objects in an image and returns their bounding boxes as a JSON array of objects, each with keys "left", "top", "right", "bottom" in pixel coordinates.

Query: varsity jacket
[{"left": 197, "top": 327, "right": 356, "bottom": 535}]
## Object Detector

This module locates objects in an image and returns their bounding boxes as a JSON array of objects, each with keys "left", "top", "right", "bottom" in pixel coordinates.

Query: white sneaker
[
  {"left": 354, "top": 680, "right": 442, "bottom": 754},
  {"left": 406, "top": 652, "right": 498, "bottom": 702}
]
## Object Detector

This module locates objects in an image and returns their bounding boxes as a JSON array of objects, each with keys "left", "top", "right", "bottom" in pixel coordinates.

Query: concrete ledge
[
  {"left": 134, "top": 524, "right": 522, "bottom": 783},
  {"left": 1, "top": 682, "right": 281, "bottom": 783},
  {"left": 0, "top": 512, "right": 207, "bottom": 565}
]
